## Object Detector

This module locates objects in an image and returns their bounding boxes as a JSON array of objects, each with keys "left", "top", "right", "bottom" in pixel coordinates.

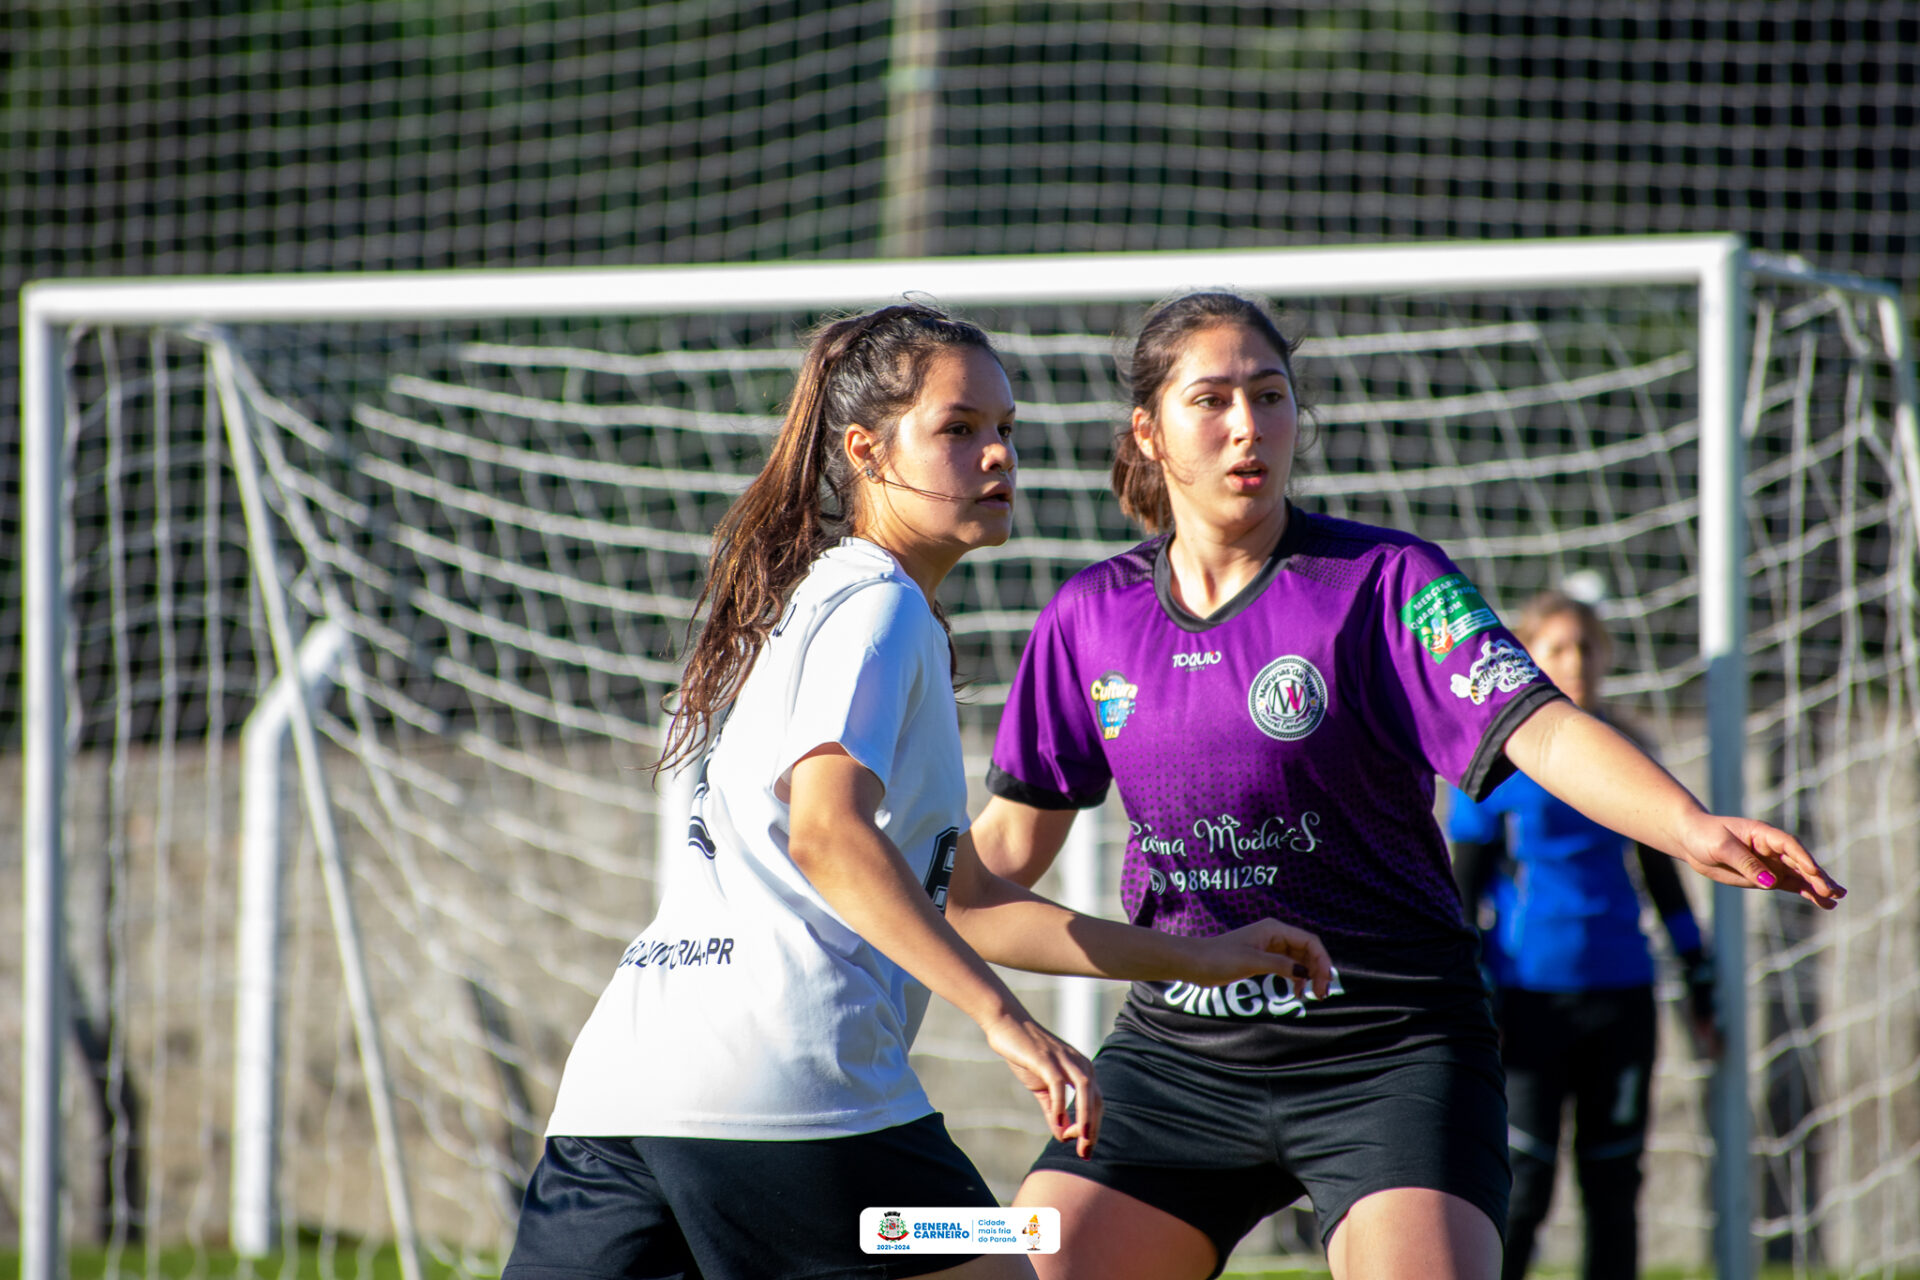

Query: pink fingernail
[{"left": 1756, "top": 870, "right": 1777, "bottom": 889}]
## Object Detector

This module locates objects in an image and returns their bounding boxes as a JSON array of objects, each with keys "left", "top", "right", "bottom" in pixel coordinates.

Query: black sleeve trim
[
  {"left": 1460, "top": 684, "right": 1568, "bottom": 802},
  {"left": 985, "top": 762, "right": 1109, "bottom": 811}
]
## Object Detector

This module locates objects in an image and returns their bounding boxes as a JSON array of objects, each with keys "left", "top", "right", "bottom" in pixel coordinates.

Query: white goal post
[{"left": 19, "top": 237, "right": 1920, "bottom": 1280}]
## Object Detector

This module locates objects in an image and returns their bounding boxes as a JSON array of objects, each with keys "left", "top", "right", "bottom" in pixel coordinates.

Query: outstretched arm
[
  {"left": 787, "top": 745, "right": 1100, "bottom": 1154},
  {"left": 1502, "top": 699, "right": 1845, "bottom": 909},
  {"left": 945, "top": 831, "right": 1332, "bottom": 996}
]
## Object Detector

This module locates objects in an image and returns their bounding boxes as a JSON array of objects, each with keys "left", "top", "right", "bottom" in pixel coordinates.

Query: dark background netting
[{"left": 5, "top": 0, "right": 1918, "bottom": 735}]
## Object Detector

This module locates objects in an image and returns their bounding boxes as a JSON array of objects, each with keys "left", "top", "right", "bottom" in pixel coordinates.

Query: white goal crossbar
[{"left": 21, "top": 236, "right": 1920, "bottom": 1280}]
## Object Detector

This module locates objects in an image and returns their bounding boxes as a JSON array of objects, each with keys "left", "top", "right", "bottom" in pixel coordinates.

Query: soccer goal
[{"left": 16, "top": 238, "right": 1919, "bottom": 1280}]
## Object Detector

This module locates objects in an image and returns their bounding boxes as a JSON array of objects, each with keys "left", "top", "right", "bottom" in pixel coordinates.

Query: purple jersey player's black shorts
[
  {"left": 503, "top": 1113, "right": 997, "bottom": 1280},
  {"left": 1027, "top": 1020, "right": 1509, "bottom": 1277}
]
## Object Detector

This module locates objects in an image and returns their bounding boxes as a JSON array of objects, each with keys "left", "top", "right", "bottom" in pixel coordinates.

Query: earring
[{"left": 864, "top": 467, "right": 877, "bottom": 479}]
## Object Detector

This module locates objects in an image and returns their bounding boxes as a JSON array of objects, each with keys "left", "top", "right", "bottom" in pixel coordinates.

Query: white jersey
[{"left": 545, "top": 538, "right": 968, "bottom": 1140}]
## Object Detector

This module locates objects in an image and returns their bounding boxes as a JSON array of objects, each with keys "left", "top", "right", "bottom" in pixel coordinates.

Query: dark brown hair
[
  {"left": 1511, "top": 589, "right": 1613, "bottom": 669},
  {"left": 656, "top": 302, "right": 998, "bottom": 773},
  {"left": 1112, "top": 290, "right": 1300, "bottom": 533}
]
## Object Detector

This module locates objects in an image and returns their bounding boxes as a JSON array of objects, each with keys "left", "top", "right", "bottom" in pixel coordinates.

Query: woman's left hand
[
  {"left": 1675, "top": 813, "right": 1846, "bottom": 909},
  {"left": 1176, "top": 920, "right": 1334, "bottom": 999}
]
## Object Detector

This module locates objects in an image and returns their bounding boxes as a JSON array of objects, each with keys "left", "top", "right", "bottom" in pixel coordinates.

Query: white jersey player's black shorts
[
  {"left": 503, "top": 1113, "right": 997, "bottom": 1280},
  {"left": 1027, "top": 1022, "right": 1509, "bottom": 1277}
]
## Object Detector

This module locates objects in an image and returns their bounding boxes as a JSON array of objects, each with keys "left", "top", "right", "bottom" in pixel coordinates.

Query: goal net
[{"left": 13, "top": 241, "right": 1918, "bottom": 1277}]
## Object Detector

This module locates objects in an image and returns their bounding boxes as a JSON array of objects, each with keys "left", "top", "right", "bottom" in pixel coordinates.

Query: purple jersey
[{"left": 990, "top": 509, "right": 1564, "bottom": 1061}]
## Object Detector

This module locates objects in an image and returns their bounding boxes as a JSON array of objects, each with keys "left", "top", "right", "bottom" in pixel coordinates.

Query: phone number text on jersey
[{"left": 1166, "top": 865, "right": 1279, "bottom": 892}]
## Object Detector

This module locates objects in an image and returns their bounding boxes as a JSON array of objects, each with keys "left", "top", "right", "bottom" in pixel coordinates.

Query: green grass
[{"left": 6, "top": 1242, "right": 495, "bottom": 1280}]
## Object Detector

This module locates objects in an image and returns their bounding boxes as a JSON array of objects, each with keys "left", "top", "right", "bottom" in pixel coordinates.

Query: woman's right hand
[
  {"left": 1174, "top": 920, "right": 1335, "bottom": 998},
  {"left": 979, "top": 1008, "right": 1103, "bottom": 1158}
]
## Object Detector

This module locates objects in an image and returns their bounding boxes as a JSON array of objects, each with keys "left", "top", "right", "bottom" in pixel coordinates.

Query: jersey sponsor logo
[
  {"left": 1200, "top": 810, "right": 1323, "bottom": 858},
  {"left": 1134, "top": 810, "right": 1322, "bottom": 863},
  {"left": 1400, "top": 572, "right": 1500, "bottom": 663},
  {"left": 1247, "top": 655, "right": 1328, "bottom": 741},
  {"left": 1195, "top": 808, "right": 1323, "bottom": 859},
  {"left": 618, "top": 935, "right": 736, "bottom": 972},
  {"left": 1171, "top": 650, "right": 1223, "bottom": 670},
  {"left": 1159, "top": 968, "right": 1346, "bottom": 1020},
  {"left": 1131, "top": 820, "right": 1186, "bottom": 859},
  {"left": 877, "top": 1212, "right": 910, "bottom": 1242},
  {"left": 923, "top": 826, "right": 959, "bottom": 912},
  {"left": 1450, "top": 637, "right": 1543, "bottom": 704},
  {"left": 1090, "top": 671, "right": 1139, "bottom": 740}
]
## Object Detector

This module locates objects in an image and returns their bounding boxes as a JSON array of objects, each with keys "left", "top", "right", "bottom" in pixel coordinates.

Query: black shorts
[
  {"left": 503, "top": 1113, "right": 997, "bottom": 1280},
  {"left": 1027, "top": 1025, "right": 1509, "bottom": 1277}
]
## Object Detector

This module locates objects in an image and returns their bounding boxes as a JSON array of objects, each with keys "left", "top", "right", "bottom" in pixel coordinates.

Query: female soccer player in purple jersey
[
  {"left": 504, "top": 303, "right": 1332, "bottom": 1280},
  {"left": 974, "top": 292, "right": 1845, "bottom": 1280}
]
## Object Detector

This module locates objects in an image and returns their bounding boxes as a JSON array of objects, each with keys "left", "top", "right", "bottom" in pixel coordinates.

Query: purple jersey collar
[{"left": 1152, "top": 503, "right": 1310, "bottom": 633}]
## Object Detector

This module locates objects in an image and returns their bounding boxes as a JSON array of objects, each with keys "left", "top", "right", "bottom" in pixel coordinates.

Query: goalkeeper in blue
[{"left": 1447, "top": 590, "right": 1722, "bottom": 1280}]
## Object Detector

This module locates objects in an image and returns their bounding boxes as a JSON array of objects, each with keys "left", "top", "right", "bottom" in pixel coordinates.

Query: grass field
[{"left": 4, "top": 1246, "right": 1912, "bottom": 1280}]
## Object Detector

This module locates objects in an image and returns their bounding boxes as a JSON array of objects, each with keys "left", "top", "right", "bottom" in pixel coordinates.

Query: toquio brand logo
[
  {"left": 1247, "top": 655, "right": 1328, "bottom": 741},
  {"left": 1172, "top": 650, "right": 1223, "bottom": 669}
]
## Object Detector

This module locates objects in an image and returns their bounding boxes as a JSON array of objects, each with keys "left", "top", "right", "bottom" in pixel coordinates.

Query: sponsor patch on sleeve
[
  {"left": 1400, "top": 572, "right": 1501, "bottom": 663},
  {"left": 1449, "top": 637, "right": 1544, "bottom": 704}
]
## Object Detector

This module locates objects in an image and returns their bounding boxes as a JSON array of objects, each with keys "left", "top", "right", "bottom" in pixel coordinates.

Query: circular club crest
[{"left": 1247, "top": 656, "right": 1328, "bottom": 742}]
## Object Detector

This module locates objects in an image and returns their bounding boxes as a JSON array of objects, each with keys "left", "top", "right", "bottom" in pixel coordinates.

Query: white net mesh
[{"left": 12, "top": 262, "right": 1918, "bottom": 1275}]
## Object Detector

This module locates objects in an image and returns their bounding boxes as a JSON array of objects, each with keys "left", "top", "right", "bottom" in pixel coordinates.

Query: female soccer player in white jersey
[
  {"left": 502, "top": 303, "right": 1334, "bottom": 1280},
  {"left": 973, "top": 292, "right": 1846, "bottom": 1280}
]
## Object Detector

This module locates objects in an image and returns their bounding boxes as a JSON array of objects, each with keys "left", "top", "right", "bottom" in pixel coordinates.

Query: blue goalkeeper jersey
[{"left": 1446, "top": 772, "right": 1703, "bottom": 992}]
